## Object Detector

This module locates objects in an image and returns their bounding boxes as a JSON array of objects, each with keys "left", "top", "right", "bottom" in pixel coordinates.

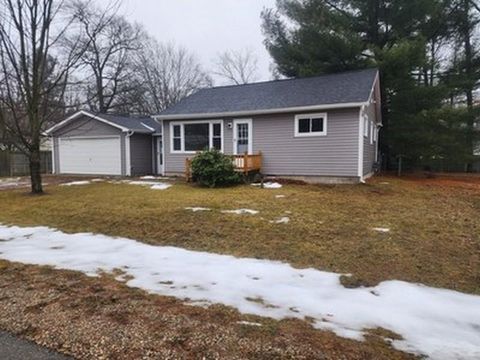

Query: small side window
[
  {"left": 212, "top": 123, "right": 222, "bottom": 150},
  {"left": 172, "top": 125, "right": 182, "bottom": 151}
]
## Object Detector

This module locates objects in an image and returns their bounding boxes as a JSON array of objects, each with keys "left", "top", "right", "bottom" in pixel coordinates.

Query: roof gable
[
  {"left": 157, "top": 68, "right": 378, "bottom": 119},
  {"left": 45, "top": 111, "right": 160, "bottom": 135}
]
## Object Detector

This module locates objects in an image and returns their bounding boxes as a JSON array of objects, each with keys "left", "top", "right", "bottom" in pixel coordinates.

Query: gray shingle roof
[
  {"left": 158, "top": 68, "right": 378, "bottom": 118},
  {"left": 99, "top": 114, "right": 161, "bottom": 133}
]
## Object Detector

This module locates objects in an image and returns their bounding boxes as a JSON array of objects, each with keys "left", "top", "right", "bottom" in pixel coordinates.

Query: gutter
[{"left": 153, "top": 101, "right": 368, "bottom": 121}]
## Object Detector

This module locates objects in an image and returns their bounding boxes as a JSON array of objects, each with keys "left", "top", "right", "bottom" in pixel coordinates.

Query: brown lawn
[{"left": 0, "top": 174, "right": 479, "bottom": 294}]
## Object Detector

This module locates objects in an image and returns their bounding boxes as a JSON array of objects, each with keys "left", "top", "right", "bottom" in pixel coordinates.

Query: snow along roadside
[{"left": 0, "top": 224, "right": 478, "bottom": 360}]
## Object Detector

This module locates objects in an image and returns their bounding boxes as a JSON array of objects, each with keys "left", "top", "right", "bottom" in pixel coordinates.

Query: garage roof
[
  {"left": 45, "top": 111, "right": 161, "bottom": 135},
  {"left": 156, "top": 68, "right": 378, "bottom": 119}
]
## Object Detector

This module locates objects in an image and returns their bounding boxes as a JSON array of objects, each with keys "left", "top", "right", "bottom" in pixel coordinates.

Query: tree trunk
[{"left": 29, "top": 149, "right": 43, "bottom": 194}]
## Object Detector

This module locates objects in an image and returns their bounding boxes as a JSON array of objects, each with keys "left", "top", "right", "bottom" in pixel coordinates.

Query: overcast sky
[{"left": 121, "top": 0, "right": 277, "bottom": 84}]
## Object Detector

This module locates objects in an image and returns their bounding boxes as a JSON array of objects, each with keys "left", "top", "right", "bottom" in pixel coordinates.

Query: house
[{"left": 46, "top": 68, "right": 381, "bottom": 183}]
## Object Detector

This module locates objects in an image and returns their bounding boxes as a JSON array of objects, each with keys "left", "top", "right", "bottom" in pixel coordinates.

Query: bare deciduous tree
[
  {"left": 213, "top": 48, "right": 259, "bottom": 85},
  {"left": 0, "top": 0, "right": 88, "bottom": 193},
  {"left": 124, "top": 39, "right": 211, "bottom": 114},
  {"left": 69, "top": 0, "right": 142, "bottom": 113}
]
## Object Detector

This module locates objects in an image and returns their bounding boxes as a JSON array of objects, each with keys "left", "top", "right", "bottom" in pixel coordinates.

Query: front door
[
  {"left": 233, "top": 119, "right": 252, "bottom": 155},
  {"left": 156, "top": 136, "right": 163, "bottom": 175}
]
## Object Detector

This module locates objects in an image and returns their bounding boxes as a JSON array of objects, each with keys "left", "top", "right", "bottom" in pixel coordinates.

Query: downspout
[
  {"left": 125, "top": 130, "right": 134, "bottom": 176},
  {"left": 161, "top": 120, "right": 165, "bottom": 176},
  {"left": 50, "top": 135, "right": 56, "bottom": 174},
  {"left": 358, "top": 106, "right": 365, "bottom": 183}
]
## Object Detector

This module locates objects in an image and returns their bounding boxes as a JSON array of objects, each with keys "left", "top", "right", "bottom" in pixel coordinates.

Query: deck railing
[{"left": 185, "top": 152, "right": 262, "bottom": 182}]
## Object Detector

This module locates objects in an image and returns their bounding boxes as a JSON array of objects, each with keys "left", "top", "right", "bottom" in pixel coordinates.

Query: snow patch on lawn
[
  {"left": 270, "top": 217, "right": 290, "bottom": 224},
  {"left": 237, "top": 321, "right": 262, "bottom": 327},
  {"left": 0, "top": 225, "right": 479, "bottom": 360},
  {"left": 60, "top": 181, "right": 91, "bottom": 186},
  {"left": 185, "top": 207, "right": 211, "bottom": 212},
  {"left": 120, "top": 180, "right": 172, "bottom": 191},
  {"left": 0, "top": 177, "right": 23, "bottom": 188},
  {"left": 275, "top": 195, "right": 286, "bottom": 199},
  {"left": 0, "top": 177, "right": 21, "bottom": 183},
  {"left": 252, "top": 182, "right": 283, "bottom": 189},
  {"left": 221, "top": 209, "right": 259, "bottom": 215},
  {"left": 150, "top": 183, "right": 172, "bottom": 190},
  {"left": 373, "top": 227, "right": 390, "bottom": 233}
]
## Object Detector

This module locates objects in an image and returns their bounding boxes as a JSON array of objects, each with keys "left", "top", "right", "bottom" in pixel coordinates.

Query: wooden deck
[{"left": 185, "top": 152, "right": 262, "bottom": 182}]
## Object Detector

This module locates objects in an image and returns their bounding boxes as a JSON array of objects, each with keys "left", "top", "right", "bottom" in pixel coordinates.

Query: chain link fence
[{"left": 0, "top": 151, "right": 52, "bottom": 177}]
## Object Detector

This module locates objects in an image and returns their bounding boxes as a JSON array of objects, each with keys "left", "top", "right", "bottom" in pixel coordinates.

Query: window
[
  {"left": 185, "top": 123, "right": 209, "bottom": 151},
  {"left": 212, "top": 123, "right": 222, "bottom": 150},
  {"left": 373, "top": 124, "right": 378, "bottom": 142},
  {"left": 172, "top": 125, "right": 181, "bottom": 151},
  {"left": 170, "top": 121, "right": 223, "bottom": 153},
  {"left": 364, "top": 117, "right": 369, "bottom": 137},
  {"left": 294, "top": 113, "right": 327, "bottom": 137}
]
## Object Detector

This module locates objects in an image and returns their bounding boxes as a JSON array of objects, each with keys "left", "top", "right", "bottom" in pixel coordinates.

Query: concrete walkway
[{"left": 0, "top": 330, "right": 71, "bottom": 360}]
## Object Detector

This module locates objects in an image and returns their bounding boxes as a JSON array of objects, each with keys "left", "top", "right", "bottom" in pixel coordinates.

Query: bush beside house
[{"left": 190, "top": 149, "right": 241, "bottom": 188}]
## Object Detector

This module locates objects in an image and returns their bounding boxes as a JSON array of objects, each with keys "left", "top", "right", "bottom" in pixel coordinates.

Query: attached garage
[
  {"left": 58, "top": 136, "right": 122, "bottom": 175},
  {"left": 46, "top": 111, "right": 161, "bottom": 176}
]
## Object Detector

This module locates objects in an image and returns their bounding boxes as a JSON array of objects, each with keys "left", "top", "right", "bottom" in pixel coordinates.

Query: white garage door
[{"left": 59, "top": 137, "right": 122, "bottom": 175}]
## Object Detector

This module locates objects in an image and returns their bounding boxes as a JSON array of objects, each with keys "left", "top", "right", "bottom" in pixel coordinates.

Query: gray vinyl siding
[
  {"left": 51, "top": 115, "right": 127, "bottom": 176},
  {"left": 164, "top": 108, "right": 360, "bottom": 178},
  {"left": 251, "top": 109, "right": 359, "bottom": 177},
  {"left": 130, "top": 134, "right": 153, "bottom": 176}
]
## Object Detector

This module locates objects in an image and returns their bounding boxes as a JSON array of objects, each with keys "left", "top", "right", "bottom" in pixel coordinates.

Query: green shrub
[{"left": 190, "top": 149, "right": 241, "bottom": 188}]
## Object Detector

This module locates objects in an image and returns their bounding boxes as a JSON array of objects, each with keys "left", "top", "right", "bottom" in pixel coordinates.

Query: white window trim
[
  {"left": 294, "top": 113, "right": 328, "bottom": 137},
  {"left": 363, "top": 116, "right": 369, "bottom": 137},
  {"left": 370, "top": 121, "right": 375, "bottom": 145},
  {"left": 233, "top": 118, "right": 253, "bottom": 155},
  {"left": 169, "top": 120, "right": 224, "bottom": 154}
]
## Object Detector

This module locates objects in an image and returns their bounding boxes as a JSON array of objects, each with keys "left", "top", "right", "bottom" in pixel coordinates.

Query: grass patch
[{"left": 0, "top": 175, "right": 479, "bottom": 294}]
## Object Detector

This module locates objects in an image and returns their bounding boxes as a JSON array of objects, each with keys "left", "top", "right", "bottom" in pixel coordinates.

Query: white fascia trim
[
  {"left": 125, "top": 131, "right": 133, "bottom": 176},
  {"left": 358, "top": 106, "right": 365, "bottom": 179},
  {"left": 45, "top": 110, "right": 130, "bottom": 134},
  {"left": 154, "top": 102, "right": 367, "bottom": 121},
  {"left": 367, "top": 71, "right": 379, "bottom": 105},
  {"left": 58, "top": 135, "right": 121, "bottom": 140},
  {"left": 141, "top": 122, "right": 155, "bottom": 131},
  {"left": 368, "top": 70, "right": 382, "bottom": 126}
]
